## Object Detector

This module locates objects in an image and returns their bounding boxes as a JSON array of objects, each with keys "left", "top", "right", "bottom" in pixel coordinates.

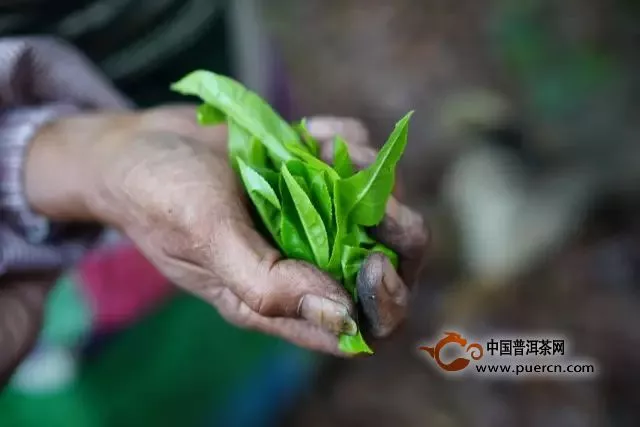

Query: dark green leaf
[
  {"left": 281, "top": 164, "right": 330, "bottom": 269},
  {"left": 197, "top": 103, "right": 225, "bottom": 125},
  {"left": 338, "top": 111, "right": 413, "bottom": 226},
  {"left": 333, "top": 136, "right": 355, "bottom": 178},
  {"left": 171, "top": 70, "right": 297, "bottom": 167}
]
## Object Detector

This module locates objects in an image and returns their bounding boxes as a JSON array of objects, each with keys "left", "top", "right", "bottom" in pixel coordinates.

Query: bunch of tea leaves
[{"left": 171, "top": 70, "right": 412, "bottom": 354}]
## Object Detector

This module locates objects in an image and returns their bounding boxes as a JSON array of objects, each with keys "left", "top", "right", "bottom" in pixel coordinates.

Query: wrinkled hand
[{"left": 28, "top": 106, "right": 428, "bottom": 356}]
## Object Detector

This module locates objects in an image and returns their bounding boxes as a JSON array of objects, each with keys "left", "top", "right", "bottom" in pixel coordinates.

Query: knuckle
[
  {"left": 411, "top": 214, "right": 430, "bottom": 249},
  {"left": 242, "top": 287, "right": 267, "bottom": 315}
]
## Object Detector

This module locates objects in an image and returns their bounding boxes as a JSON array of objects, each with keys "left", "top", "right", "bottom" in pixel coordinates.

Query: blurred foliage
[{"left": 492, "top": 0, "right": 619, "bottom": 120}]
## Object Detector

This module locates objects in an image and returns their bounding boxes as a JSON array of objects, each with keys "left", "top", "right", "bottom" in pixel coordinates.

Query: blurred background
[{"left": 1, "top": 0, "right": 639, "bottom": 426}]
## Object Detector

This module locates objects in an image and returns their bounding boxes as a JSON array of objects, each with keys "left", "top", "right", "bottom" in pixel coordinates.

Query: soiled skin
[{"left": 0, "top": 106, "right": 427, "bottom": 387}]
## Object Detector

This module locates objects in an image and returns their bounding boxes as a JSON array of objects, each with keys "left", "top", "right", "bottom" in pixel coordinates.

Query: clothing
[
  {"left": 0, "top": 37, "right": 131, "bottom": 275},
  {"left": 1, "top": 0, "right": 229, "bottom": 106}
]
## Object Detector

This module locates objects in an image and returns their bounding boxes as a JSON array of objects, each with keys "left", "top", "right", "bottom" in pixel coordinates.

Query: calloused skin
[{"left": 0, "top": 106, "right": 427, "bottom": 388}]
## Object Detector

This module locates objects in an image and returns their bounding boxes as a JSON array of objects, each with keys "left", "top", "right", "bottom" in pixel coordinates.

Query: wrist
[{"left": 24, "top": 113, "right": 136, "bottom": 224}]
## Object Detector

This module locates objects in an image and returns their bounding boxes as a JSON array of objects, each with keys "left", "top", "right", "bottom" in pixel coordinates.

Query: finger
[
  {"left": 305, "top": 117, "right": 370, "bottom": 147},
  {"left": 372, "top": 196, "right": 429, "bottom": 286},
  {"left": 211, "top": 287, "right": 349, "bottom": 357},
  {"left": 0, "top": 280, "right": 50, "bottom": 387},
  {"left": 210, "top": 220, "right": 358, "bottom": 337},
  {"left": 356, "top": 253, "right": 409, "bottom": 339},
  {"left": 140, "top": 106, "right": 228, "bottom": 152}
]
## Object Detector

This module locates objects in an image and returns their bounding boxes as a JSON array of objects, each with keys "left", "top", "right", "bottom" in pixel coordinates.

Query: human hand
[{"left": 25, "top": 107, "right": 427, "bottom": 355}]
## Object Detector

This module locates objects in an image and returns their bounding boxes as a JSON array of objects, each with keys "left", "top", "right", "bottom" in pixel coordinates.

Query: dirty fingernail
[
  {"left": 343, "top": 316, "right": 358, "bottom": 336},
  {"left": 299, "top": 295, "right": 357, "bottom": 336}
]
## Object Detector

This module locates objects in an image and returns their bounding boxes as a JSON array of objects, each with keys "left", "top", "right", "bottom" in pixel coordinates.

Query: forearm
[{"left": 24, "top": 112, "right": 136, "bottom": 222}]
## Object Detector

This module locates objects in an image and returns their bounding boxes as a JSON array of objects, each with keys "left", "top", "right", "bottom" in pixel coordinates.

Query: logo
[
  {"left": 419, "top": 331, "right": 484, "bottom": 372},
  {"left": 418, "top": 330, "right": 598, "bottom": 380}
]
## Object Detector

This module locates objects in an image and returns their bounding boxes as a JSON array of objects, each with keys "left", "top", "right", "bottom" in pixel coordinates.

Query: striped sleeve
[{"left": 0, "top": 37, "right": 131, "bottom": 275}]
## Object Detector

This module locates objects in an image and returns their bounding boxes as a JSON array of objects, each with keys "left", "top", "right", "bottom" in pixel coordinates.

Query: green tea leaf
[
  {"left": 294, "top": 118, "right": 321, "bottom": 158},
  {"left": 370, "top": 243, "right": 399, "bottom": 270},
  {"left": 339, "top": 331, "right": 373, "bottom": 354},
  {"left": 171, "top": 70, "right": 297, "bottom": 167},
  {"left": 279, "top": 175, "right": 315, "bottom": 263},
  {"left": 338, "top": 111, "right": 413, "bottom": 226},
  {"left": 327, "top": 180, "right": 347, "bottom": 277},
  {"left": 248, "top": 135, "right": 267, "bottom": 167},
  {"left": 281, "top": 164, "right": 330, "bottom": 268},
  {"left": 197, "top": 103, "right": 225, "bottom": 125},
  {"left": 288, "top": 144, "right": 340, "bottom": 180},
  {"left": 236, "top": 159, "right": 281, "bottom": 239},
  {"left": 345, "top": 225, "right": 376, "bottom": 249},
  {"left": 333, "top": 136, "right": 355, "bottom": 178},
  {"left": 228, "top": 118, "right": 268, "bottom": 172},
  {"left": 293, "top": 175, "right": 310, "bottom": 195},
  {"left": 309, "top": 172, "right": 333, "bottom": 235},
  {"left": 253, "top": 167, "right": 279, "bottom": 191},
  {"left": 341, "top": 245, "right": 369, "bottom": 298}
]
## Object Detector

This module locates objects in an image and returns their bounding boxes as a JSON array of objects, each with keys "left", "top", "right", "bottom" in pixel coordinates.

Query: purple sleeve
[{"left": 0, "top": 37, "right": 132, "bottom": 275}]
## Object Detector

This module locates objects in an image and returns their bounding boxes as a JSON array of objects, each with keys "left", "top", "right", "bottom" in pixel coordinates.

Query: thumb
[{"left": 213, "top": 220, "right": 358, "bottom": 336}]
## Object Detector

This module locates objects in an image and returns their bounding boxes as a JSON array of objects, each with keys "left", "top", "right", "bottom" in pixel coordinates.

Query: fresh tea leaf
[
  {"left": 333, "top": 136, "right": 355, "bottom": 178},
  {"left": 228, "top": 118, "right": 267, "bottom": 171},
  {"left": 171, "top": 70, "right": 297, "bottom": 167},
  {"left": 341, "top": 245, "right": 369, "bottom": 298},
  {"left": 339, "top": 331, "right": 373, "bottom": 355},
  {"left": 345, "top": 225, "right": 377, "bottom": 249},
  {"left": 294, "top": 119, "right": 320, "bottom": 158},
  {"left": 370, "top": 243, "right": 399, "bottom": 270},
  {"left": 284, "top": 160, "right": 333, "bottom": 236},
  {"left": 253, "top": 167, "right": 280, "bottom": 192},
  {"left": 197, "top": 103, "right": 225, "bottom": 125},
  {"left": 236, "top": 159, "right": 282, "bottom": 240},
  {"left": 288, "top": 144, "right": 340, "bottom": 181},
  {"left": 327, "top": 180, "right": 347, "bottom": 277},
  {"left": 338, "top": 111, "right": 413, "bottom": 226},
  {"left": 281, "top": 164, "right": 330, "bottom": 268},
  {"left": 309, "top": 172, "right": 333, "bottom": 236},
  {"left": 279, "top": 175, "right": 316, "bottom": 264}
]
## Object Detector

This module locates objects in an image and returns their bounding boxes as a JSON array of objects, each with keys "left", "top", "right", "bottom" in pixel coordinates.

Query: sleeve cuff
[{"left": 0, "top": 103, "right": 80, "bottom": 244}]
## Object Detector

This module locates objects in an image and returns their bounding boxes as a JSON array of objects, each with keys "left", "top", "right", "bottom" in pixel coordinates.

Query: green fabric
[
  {"left": 41, "top": 275, "right": 93, "bottom": 347},
  {"left": 0, "top": 293, "right": 287, "bottom": 427}
]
